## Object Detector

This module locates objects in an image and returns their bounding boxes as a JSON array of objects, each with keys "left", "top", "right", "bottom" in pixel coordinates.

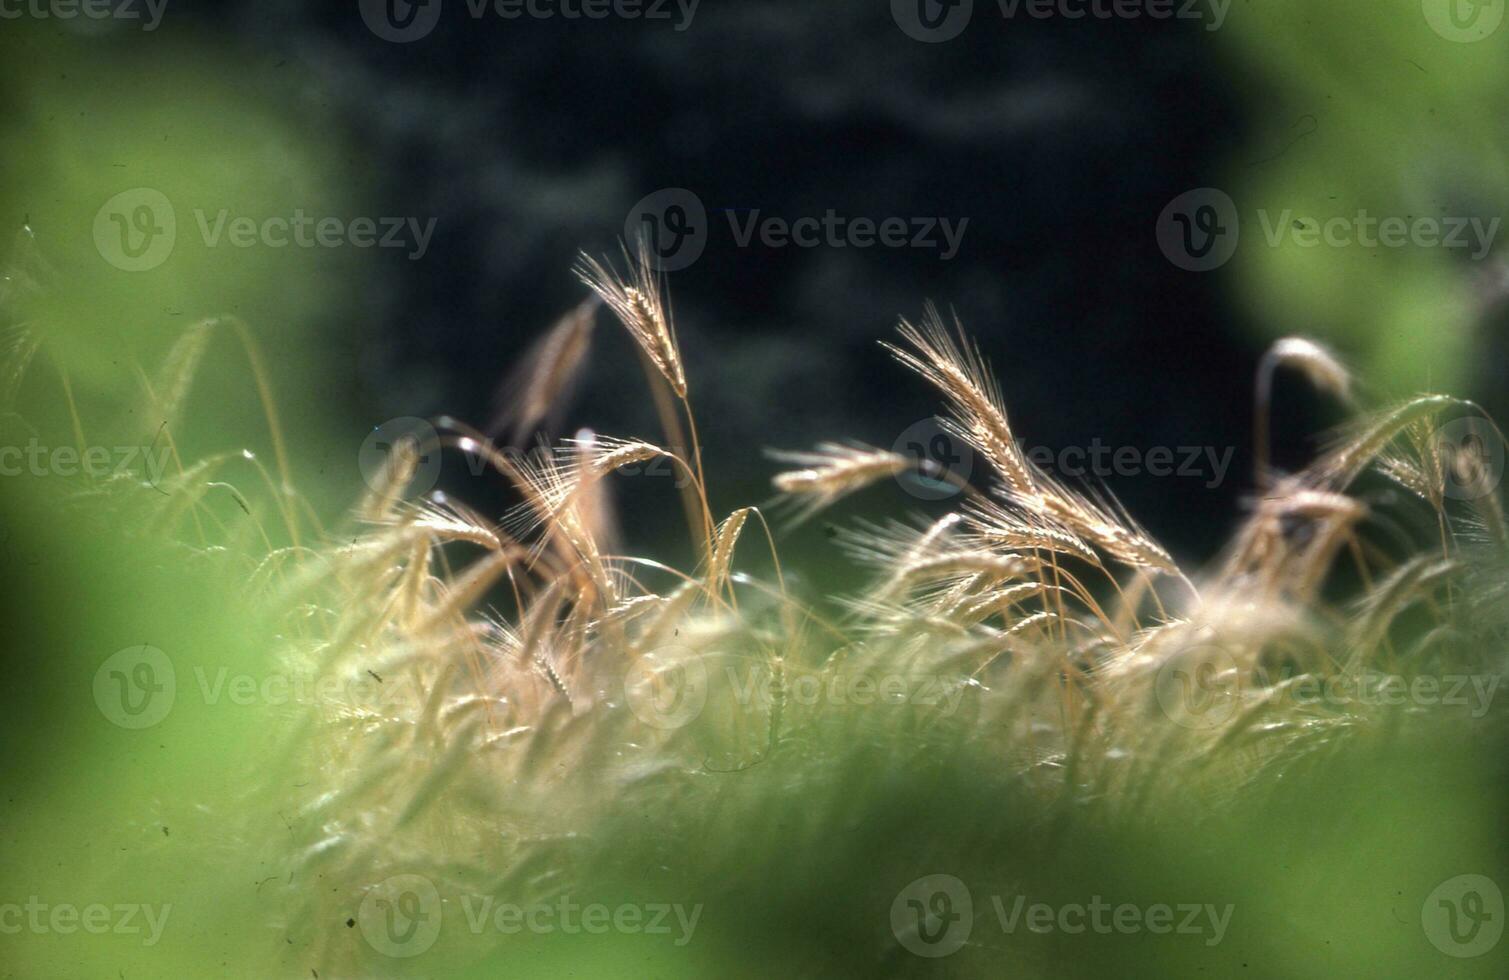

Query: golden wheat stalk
[
  {"left": 574, "top": 241, "right": 686, "bottom": 399},
  {"left": 490, "top": 296, "right": 599, "bottom": 445},
  {"left": 769, "top": 442, "right": 912, "bottom": 522},
  {"left": 1255, "top": 336, "right": 1354, "bottom": 486},
  {"left": 882, "top": 306, "right": 1036, "bottom": 496}
]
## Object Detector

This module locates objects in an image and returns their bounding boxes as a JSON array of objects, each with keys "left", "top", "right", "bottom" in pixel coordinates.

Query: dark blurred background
[
  {"left": 175, "top": 0, "right": 1260, "bottom": 563},
  {"left": 8, "top": 2, "right": 1506, "bottom": 573},
  {"left": 373, "top": 1, "right": 1250, "bottom": 558}
]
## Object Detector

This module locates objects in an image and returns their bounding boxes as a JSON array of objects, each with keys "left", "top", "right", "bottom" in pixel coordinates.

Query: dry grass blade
[
  {"left": 957, "top": 582, "right": 1061, "bottom": 625},
  {"left": 963, "top": 497, "right": 1101, "bottom": 566},
  {"left": 1262, "top": 337, "right": 1353, "bottom": 404},
  {"left": 1311, "top": 394, "right": 1464, "bottom": 490},
  {"left": 0, "top": 325, "right": 42, "bottom": 413},
  {"left": 0, "top": 227, "right": 53, "bottom": 410},
  {"left": 1348, "top": 555, "right": 1458, "bottom": 654},
  {"left": 883, "top": 306, "right": 1036, "bottom": 496},
  {"left": 414, "top": 549, "right": 523, "bottom": 634},
  {"left": 562, "top": 429, "right": 624, "bottom": 558},
  {"left": 564, "top": 434, "right": 666, "bottom": 478},
  {"left": 1020, "top": 473, "right": 1177, "bottom": 572},
  {"left": 357, "top": 435, "right": 424, "bottom": 523},
  {"left": 1222, "top": 486, "right": 1367, "bottom": 599},
  {"left": 769, "top": 442, "right": 911, "bottom": 523},
  {"left": 883, "top": 311, "right": 1172, "bottom": 572},
  {"left": 406, "top": 496, "right": 505, "bottom": 552},
  {"left": 900, "top": 551, "right": 1039, "bottom": 585},
  {"left": 491, "top": 297, "right": 599, "bottom": 445},
  {"left": 143, "top": 317, "right": 216, "bottom": 440},
  {"left": 708, "top": 507, "right": 752, "bottom": 597},
  {"left": 575, "top": 241, "right": 686, "bottom": 398},
  {"left": 1376, "top": 421, "right": 1442, "bottom": 508},
  {"left": 832, "top": 515, "right": 962, "bottom": 569},
  {"left": 1255, "top": 336, "right": 1354, "bottom": 486}
]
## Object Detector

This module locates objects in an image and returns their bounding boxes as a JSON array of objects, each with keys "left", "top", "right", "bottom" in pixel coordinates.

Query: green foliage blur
[{"left": 1221, "top": 0, "right": 1509, "bottom": 393}]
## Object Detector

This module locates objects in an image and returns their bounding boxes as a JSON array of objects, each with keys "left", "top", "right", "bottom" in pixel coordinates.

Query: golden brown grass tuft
[{"left": 11, "top": 231, "right": 1504, "bottom": 975}]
